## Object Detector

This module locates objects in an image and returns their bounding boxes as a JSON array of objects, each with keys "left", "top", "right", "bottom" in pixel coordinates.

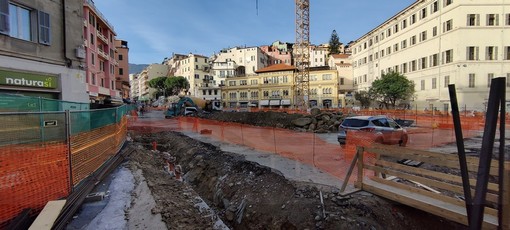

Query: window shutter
[
  {"left": 38, "top": 11, "right": 50, "bottom": 45},
  {"left": 0, "top": 0, "right": 9, "bottom": 34},
  {"left": 496, "top": 14, "right": 499, "bottom": 26},
  {"left": 477, "top": 14, "right": 480, "bottom": 26},
  {"left": 476, "top": 47, "right": 479, "bottom": 60},
  {"left": 495, "top": 47, "right": 498, "bottom": 60}
]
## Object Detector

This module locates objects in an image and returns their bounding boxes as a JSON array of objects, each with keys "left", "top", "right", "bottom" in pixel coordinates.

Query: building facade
[
  {"left": 0, "top": 0, "right": 88, "bottom": 103},
  {"left": 221, "top": 64, "right": 340, "bottom": 109},
  {"left": 328, "top": 54, "right": 354, "bottom": 107},
  {"left": 114, "top": 39, "right": 129, "bottom": 100},
  {"left": 260, "top": 40, "right": 293, "bottom": 66},
  {"left": 174, "top": 53, "right": 218, "bottom": 99},
  {"left": 351, "top": 0, "right": 510, "bottom": 111},
  {"left": 137, "top": 64, "right": 169, "bottom": 101},
  {"left": 83, "top": 0, "right": 120, "bottom": 103}
]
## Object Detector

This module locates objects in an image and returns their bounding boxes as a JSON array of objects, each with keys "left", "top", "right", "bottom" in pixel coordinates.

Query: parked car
[{"left": 337, "top": 115, "right": 408, "bottom": 146}]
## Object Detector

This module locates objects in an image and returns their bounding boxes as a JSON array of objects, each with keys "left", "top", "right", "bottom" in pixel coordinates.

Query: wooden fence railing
[{"left": 341, "top": 144, "right": 509, "bottom": 229}]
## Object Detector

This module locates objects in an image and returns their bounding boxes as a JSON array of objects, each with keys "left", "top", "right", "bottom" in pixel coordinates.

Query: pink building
[
  {"left": 260, "top": 42, "right": 293, "bottom": 66},
  {"left": 83, "top": 0, "right": 120, "bottom": 103}
]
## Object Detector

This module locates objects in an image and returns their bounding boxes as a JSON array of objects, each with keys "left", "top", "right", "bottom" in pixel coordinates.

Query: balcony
[
  {"left": 97, "top": 49, "right": 109, "bottom": 60},
  {"left": 83, "top": 39, "right": 88, "bottom": 47},
  {"left": 96, "top": 30, "right": 108, "bottom": 43}
]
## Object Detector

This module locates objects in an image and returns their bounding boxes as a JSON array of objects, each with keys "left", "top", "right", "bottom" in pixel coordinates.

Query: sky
[{"left": 94, "top": 0, "right": 415, "bottom": 65}]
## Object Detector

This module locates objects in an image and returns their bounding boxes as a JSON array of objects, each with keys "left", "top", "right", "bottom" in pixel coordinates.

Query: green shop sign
[{"left": 0, "top": 69, "right": 57, "bottom": 89}]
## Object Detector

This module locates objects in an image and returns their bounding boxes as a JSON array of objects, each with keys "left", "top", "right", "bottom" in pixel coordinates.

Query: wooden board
[
  {"left": 363, "top": 179, "right": 498, "bottom": 229},
  {"left": 29, "top": 200, "right": 66, "bottom": 230}
]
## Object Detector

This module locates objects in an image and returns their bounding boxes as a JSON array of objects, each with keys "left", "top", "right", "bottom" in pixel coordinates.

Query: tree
[
  {"left": 148, "top": 77, "right": 168, "bottom": 98},
  {"left": 165, "top": 76, "right": 189, "bottom": 95},
  {"left": 328, "top": 30, "right": 341, "bottom": 55},
  {"left": 370, "top": 71, "right": 415, "bottom": 109},
  {"left": 354, "top": 90, "right": 372, "bottom": 108}
]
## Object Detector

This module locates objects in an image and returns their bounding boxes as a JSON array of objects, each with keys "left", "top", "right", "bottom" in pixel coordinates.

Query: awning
[
  {"left": 260, "top": 100, "right": 269, "bottom": 106},
  {"left": 269, "top": 100, "right": 280, "bottom": 106},
  {"left": 281, "top": 99, "right": 291, "bottom": 105}
]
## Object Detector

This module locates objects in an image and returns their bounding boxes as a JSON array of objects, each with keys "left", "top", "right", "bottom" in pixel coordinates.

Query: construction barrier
[{"left": 0, "top": 104, "right": 133, "bottom": 228}]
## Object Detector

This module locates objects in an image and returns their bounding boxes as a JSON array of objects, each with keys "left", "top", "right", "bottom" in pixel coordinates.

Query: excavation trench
[{"left": 130, "top": 131, "right": 465, "bottom": 230}]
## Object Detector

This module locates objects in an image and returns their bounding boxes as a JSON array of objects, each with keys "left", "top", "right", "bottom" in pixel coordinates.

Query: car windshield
[{"left": 341, "top": 119, "right": 369, "bottom": 127}]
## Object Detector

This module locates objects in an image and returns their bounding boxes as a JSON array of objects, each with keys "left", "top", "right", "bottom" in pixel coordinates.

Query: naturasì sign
[{"left": 0, "top": 69, "right": 57, "bottom": 89}]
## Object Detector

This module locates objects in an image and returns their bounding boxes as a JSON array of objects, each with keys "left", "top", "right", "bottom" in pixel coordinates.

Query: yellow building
[{"left": 221, "top": 64, "right": 339, "bottom": 109}]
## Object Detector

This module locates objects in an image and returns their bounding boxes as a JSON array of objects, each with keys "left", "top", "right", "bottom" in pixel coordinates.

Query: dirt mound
[
  {"left": 129, "top": 131, "right": 465, "bottom": 229},
  {"left": 200, "top": 110, "right": 344, "bottom": 133}
]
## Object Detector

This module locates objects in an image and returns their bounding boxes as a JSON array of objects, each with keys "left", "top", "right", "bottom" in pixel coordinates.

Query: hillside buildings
[
  {"left": 0, "top": 0, "right": 88, "bottom": 103},
  {"left": 137, "top": 64, "right": 169, "bottom": 101},
  {"left": 350, "top": 0, "right": 510, "bottom": 111},
  {"left": 115, "top": 40, "right": 130, "bottom": 100}
]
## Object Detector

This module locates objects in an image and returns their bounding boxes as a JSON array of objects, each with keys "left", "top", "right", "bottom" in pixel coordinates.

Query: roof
[
  {"left": 331, "top": 54, "right": 350, "bottom": 59},
  {"left": 255, "top": 64, "right": 296, "bottom": 73}
]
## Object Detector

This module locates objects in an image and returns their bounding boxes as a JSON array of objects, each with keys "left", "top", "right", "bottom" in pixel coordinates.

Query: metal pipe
[
  {"left": 448, "top": 84, "right": 472, "bottom": 223},
  {"left": 470, "top": 78, "right": 503, "bottom": 229}
]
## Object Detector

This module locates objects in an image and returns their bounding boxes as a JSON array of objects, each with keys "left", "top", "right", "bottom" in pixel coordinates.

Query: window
[
  {"left": 90, "top": 33, "right": 94, "bottom": 45},
  {"left": 486, "top": 46, "right": 497, "bottom": 60},
  {"left": 421, "top": 80, "right": 425, "bottom": 90},
  {"left": 387, "top": 28, "right": 391, "bottom": 37},
  {"left": 487, "top": 14, "right": 499, "bottom": 26},
  {"left": 467, "top": 46, "right": 479, "bottom": 60},
  {"left": 420, "top": 8, "right": 427, "bottom": 19},
  {"left": 228, "top": 81, "right": 236, "bottom": 86},
  {"left": 420, "top": 31, "right": 427, "bottom": 42},
  {"left": 99, "top": 60, "right": 104, "bottom": 71},
  {"left": 100, "top": 78, "right": 104, "bottom": 87},
  {"left": 410, "top": 14, "right": 416, "bottom": 25},
  {"left": 443, "top": 19, "right": 453, "bottom": 32},
  {"left": 111, "top": 80, "right": 114, "bottom": 90},
  {"left": 506, "top": 14, "right": 510, "bottom": 25},
  {"left": 420, "top": 57, "right": 427, "bottom": 69},
  {"left": 444, "top": 75, "right": 450, "bottom": 87},
  {"left": 444, "top": 0, "right": 453, "bottom": 7},
  {"left": 394, "top": 24, "right": 399, "bottom": 33},
  {"left": 91, "top": 53, "right": 95, "bottom": 65},
  {"left": 340, "top": 78, "right": 344, "bottom": 85},
  {"left": 410, "top": 60, "right": 417, "bottom": 71},
  {"left": 505, "top": 46, "right": 510, "bottom": 60},
  {"left": 410, "top": 35, "right": 416, "bottom": 45},
  {"left": 401, "top": 40, "right": 407, "bottom": 49},
  {"left": 119, "top": 54, "right": 123, "bottom": 60},
  {"left": 240, "top": 80, "right": 247, "bottom": 85},
  {"left": 6, "top": 4, "right": 32, "bottom": 41},
  {"left": 467, "top": 14, "right": 479, "bottom": 26},
  {"left": 387, "top": 47, "right": 391, "bottom": 55},
  {"left": 433, "top": 26, "right": 438, "bottom": 36},
  {"left": 119, "top": 68, "right": 124, "bottom": 75},
  {"left": 432, "top": 78, "right": 437, "bottom": 89},
  {"left": 468, "top": 74, "right": 475, "bottom": 88},
  {"left": 507, "top": 73, "right": 510, "bottom": 87},
  {"left": 91, "top": 73, "right": 96, "bottom": 85},
  {"left": 430, "top": 54, "right": 439, "bottom": 67},
  {"left": 431, "top": 1, "right": 438, "bottom": 13},
  {"left": 394, "top": 43, "right": 399, "bottom": 52},
  {"left": 402, "top": 19, "right": 407, "bottom": 29},
  {"left": 38, "top": 11, "right": 50, "bottom": 45},
  {"left": 487, "top": 73, "right": 494, "bottom": 87},
  {"left": 381, "top": 50, "right": 385, "bottom": 57},
  {"left": 443, "top": 49, "right": 453, "bottom": 63}
]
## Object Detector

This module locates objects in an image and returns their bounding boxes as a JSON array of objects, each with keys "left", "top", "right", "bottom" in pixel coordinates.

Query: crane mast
[{"left": 295, "top": 0, "right": 310, "bottom": 110}]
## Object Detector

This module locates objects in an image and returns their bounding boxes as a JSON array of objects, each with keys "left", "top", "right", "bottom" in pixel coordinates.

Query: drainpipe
[{"left": 62, "top": 0, "right": 72, "bottom": 67}]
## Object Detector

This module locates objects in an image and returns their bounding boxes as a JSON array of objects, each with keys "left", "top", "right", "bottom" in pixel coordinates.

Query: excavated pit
[{"left": 128, "top": 130, "right": 467, "bottom": 230}]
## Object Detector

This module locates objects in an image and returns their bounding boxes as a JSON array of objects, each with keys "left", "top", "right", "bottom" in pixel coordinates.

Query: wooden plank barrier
[{"left": 342, "top": 144, "right": 508, "bottom": 229}]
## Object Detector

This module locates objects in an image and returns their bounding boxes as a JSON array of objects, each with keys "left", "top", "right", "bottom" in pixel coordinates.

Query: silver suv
[{"left": 337, "top": 115, "right": 408, "bottom": 146}]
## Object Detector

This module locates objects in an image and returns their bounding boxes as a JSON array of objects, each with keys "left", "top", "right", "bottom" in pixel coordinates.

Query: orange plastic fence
[{"left": 0, "top": 142, "right": 70, "bottom": 228}]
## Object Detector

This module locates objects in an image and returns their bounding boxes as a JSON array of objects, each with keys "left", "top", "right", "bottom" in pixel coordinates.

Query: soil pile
[
  {"left": 200, "top": 109, "right": 345, "bottom": 133},
  {"left": 129, "top": 131, "right": 465, "bottom": 229}
]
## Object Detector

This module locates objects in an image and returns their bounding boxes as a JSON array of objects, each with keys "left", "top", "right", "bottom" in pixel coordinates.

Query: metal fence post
[{"left": 65, "top": 110, "right": 73, "bottom": 192}]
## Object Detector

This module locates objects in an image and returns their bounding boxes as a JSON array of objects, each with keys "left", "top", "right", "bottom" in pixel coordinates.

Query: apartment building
[
  {"left": 129, "top": 74, "right": 139, "bottom": 100},
  {"left": 162, "top": 53, "right": 187, "bottom": 76},
  {"left": 328, "top": 54, "right": 354, "bottom": 107},
  {"left": 137, "top": 64, "right": 169, "bottom": 101},
  {"left": 260, "top": 40, "right": 293, "bottom": 65},
  {"left": 211, "top": 46, "right": 269, "bottom": 87},
  {"left": 174, "top": 53, "right": 218, "bottom": 100},
  {"left": 221, "top": 64, "right": 339, "bottom": 109},
  {"left": 114, "top": 39, "right": 129, "bottom": 100},
  {"left": 84, "top": 0, "right": 120, "bottom": 103},
  {"left": 351, "top": 0, "right": 510, "bottom": 111},
  {"left": 293, "top": 44, "right": 329, "bottom": 68},
  {"left": 0, "top": 0, "right": 88, "bottom": 103}
]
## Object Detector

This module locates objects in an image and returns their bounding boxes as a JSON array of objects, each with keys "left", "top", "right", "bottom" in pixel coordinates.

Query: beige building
[
  {"left": 211, "top": 46, "right": 270, "bottom": 86},
  {"left": 137, "top": 64, "right": 169, "bottom": 101},
  {"left": 221, "top": 64, "right": 339, "bottom": 109},
  {"left": 293, "top": 44, "right": 329, "bottom": 68},
  {"left": 351, "top": 0, "right": 510, "bottom": 111},
  {"left": 129, "top": 74, "right": 139, "bottom": 100},
  {"left": 174, "top": 54, "right": 218, "bottom": 100},
  {"left": 328, "top": 54, "right": 354, "bottom": 107}
]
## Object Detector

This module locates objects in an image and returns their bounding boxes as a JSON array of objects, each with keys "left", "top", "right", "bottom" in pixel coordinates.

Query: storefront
[{"left": 0, "top": 68, "right": 60, "bottom": 99}]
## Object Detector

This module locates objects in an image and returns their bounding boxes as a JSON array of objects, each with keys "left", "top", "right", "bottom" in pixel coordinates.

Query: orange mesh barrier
[
  {"left": 70, "top": 117, "right": 127, "bottom": 186},
  {"left": 0, "top": 142, "right": 70, "bottom": 228}
]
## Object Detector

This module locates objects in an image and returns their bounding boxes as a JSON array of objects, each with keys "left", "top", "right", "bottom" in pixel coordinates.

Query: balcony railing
[
  {"left": 96, "top": 30, "right": 108, "bottom": 43},
  {"left": 97, "top": 49, "right": 109, "bottom": 60}
]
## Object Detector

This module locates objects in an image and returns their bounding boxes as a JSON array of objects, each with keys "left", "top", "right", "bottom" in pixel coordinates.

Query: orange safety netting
[{"left": 0, "top": 142, "right": 70, "bottom": 228}]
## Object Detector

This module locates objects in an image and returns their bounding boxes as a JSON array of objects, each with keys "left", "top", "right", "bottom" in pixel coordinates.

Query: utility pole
[{"left": 295, "top": 0, "right": 310, "bottom": 111}]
